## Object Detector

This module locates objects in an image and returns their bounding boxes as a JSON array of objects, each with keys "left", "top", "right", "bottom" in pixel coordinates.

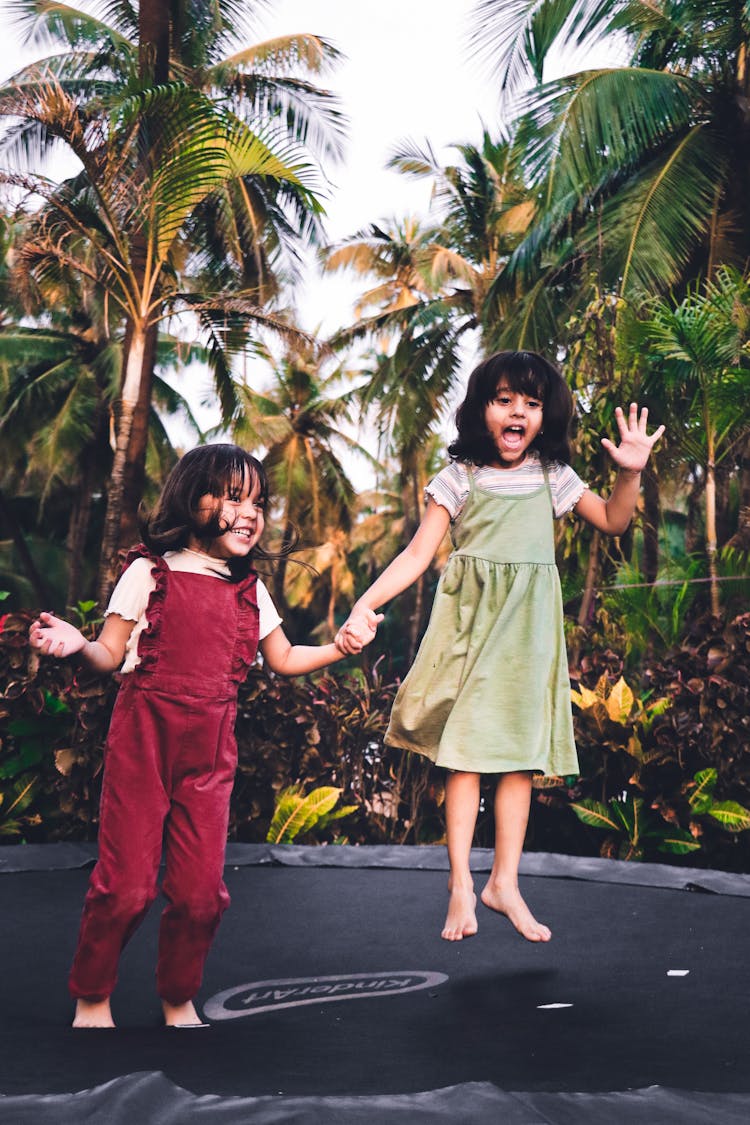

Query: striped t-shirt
[{"left": 425, "top": 452, "right": 587, "bottom": 521}]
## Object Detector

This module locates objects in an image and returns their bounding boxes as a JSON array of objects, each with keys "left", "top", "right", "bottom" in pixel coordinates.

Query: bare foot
[
  {"left": 162, "top": 999, "right": 206, "bottom": 1027},
  {"left": 442, "top": 885, "right": 478, "bottom": 941},
  {"left": 72, "top": 998, "right": 115, "bottom": 1028},
  {"left": 480, "top": 882, "right": 551, "bottom": 942}
]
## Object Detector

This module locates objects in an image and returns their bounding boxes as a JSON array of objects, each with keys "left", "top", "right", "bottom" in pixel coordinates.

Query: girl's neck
[{"left": 487, "top": 452, "right": 529, "bottom": 471}]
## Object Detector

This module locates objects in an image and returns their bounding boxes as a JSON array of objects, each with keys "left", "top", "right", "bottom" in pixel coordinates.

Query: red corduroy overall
[{"left": 68, "top": 548, "right": 259, "bottom": 1004}]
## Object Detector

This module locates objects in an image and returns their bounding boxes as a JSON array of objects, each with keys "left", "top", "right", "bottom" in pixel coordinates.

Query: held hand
[
  {"left": 29, "top": 612, "right": 86, "bottom": 660},
  {"left": 601, "top": 404, "right": 665, "bottom": 474},
  {"left": 334, "top": 607, "right": 384, "bottom": 655}
]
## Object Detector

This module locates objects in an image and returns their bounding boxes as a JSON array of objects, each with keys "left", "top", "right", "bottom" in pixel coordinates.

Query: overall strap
[{"left": 466, "top": 464, "right": 476, "bottom": 496}]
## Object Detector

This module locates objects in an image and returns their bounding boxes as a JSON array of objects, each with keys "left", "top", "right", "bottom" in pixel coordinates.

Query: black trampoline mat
[{"left": 1, "top": 848, "right": 748, "bottom": 1122}]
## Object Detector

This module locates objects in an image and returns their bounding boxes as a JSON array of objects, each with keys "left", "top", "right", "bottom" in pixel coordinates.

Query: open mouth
[{"left": 502, "top": 425, "right": 526, "bottom": 448}]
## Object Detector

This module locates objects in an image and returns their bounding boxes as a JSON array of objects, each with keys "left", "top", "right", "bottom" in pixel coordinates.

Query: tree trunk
[
  {"left": 326, "top": 558, "right": 337, "bottom": 641},
  {"left": 139, "top": 2, "right": 170, "bottom": 83},
  {"left": 273, "top": 520, "right": 296, "bottom": 618},
  {"left": 118, "top": 318, "right": 158, "bottom": 552},
  {"left": 705, "top": 442, "right": 720, "bottom": 617},
  {"left": 577, "top": 529, "right": 601, "bottom": 629},
  {"left": 106, "top": 1, "right": 170, "bottom": 563},
  {"left": 97, "top": 322, "right": 148, "bottom": 605},
  {"left": 406, "top": 464, "right": 423, "bottom": 664},
  {"left": 641, "top": 465, "right": 660, "bottom": 584}
]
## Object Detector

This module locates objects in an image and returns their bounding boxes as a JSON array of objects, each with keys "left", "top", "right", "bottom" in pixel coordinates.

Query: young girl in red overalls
[{"left": 30, "top": 444, "right": 371, "bottom": 1029}]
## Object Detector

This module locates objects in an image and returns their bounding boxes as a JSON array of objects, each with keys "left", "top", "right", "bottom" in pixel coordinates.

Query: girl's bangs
[
  {"left": 495, "top": 359, "right": 547, "bottom": 402},
  {"left": 204, "top": 449, "right": 265, "bottom": 502}
]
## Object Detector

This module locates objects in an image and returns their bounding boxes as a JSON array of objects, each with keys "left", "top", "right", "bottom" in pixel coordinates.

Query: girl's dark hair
[
  {"left": 138, "top": 444, "right": 271, "bottom": 579},
  {"left": 448, "top": 350, "right": 573, "bottom": 466}
]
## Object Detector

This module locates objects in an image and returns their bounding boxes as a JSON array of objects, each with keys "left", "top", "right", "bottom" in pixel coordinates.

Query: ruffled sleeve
[
  {"left": 231, "top": 570, "right": 260, "bottom": 678},
  {"left": 124, "top": 546, "right": 169, "bottom": 672},
  {"left": 424, "top": 463, "right": 469, "bottom": 520}
]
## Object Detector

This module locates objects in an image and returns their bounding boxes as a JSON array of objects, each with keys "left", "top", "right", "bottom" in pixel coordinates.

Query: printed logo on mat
[{"left": 204, "top": 970, "right": 449, "bottom": 1020}]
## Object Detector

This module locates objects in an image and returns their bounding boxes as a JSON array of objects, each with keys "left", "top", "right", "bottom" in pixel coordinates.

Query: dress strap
[
  {"left": 541, "top": 461, "right": 554, "bottom": 512},
  {"left": 466, "top": 464, "right": 475, "bottom": 496}
]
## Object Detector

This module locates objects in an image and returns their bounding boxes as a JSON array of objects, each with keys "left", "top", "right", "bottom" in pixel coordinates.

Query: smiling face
[
  {"left": 189, "top": 467, "right": 266, "bottom": 560},
  {"left": 484, "top": 380, "right": 544, "bottom": 469}
]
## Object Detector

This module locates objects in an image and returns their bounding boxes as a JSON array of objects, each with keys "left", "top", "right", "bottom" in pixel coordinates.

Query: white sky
[{"left": 254, "top": 0, "right": 509, "bottom": 333}]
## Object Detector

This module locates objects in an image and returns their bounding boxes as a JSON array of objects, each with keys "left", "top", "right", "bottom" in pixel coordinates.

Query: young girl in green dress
[{"left": 337, "top": 351, "right": 664, "bottom": 944}]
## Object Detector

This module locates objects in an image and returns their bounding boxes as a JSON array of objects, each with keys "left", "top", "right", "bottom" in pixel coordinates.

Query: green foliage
[
  {"left": 233, "top": 660, "right": 445, "bottom": 846},
  {"left": 596, "top": 557, "right": 704, "bottom": 665},
  {"left": 266, "top": 784, "right": 357, "bottom": 844},
  {"left": 549, "top": 618, "right": 750, "bottom": 867},
  {"left": 570, "top": 793, "right": 700, "bottom": 861},
  {"left": 5, "top": 605, "right": 750, "bottom": 873},
  {"left": 0, "top": 610, "right": 114, "bottom": 841}
]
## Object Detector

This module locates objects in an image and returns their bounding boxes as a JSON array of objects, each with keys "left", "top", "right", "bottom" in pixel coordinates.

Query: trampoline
[{"left": 0, "top": 843, "right": 748, "bottom": 1123}]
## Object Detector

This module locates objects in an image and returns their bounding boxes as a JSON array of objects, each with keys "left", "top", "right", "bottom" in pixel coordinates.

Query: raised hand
[
  {"left": 334, "top": 607, "right": 384, "bottom": 655},
  {"left": 29, "top": 612, "right": 86, "bottom": 659},
  {"left": 601, "top": 404, "right": 665, "bottom": 474}
]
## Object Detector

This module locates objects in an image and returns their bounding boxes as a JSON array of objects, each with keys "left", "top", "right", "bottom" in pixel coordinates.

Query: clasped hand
[{"left": 334, "top": 607, "right": 384, "bottom": 655}]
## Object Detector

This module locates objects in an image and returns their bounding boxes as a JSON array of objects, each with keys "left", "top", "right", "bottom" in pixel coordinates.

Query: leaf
[
  {"left": 317, "top": 803, "right": 358, "bottom": 829},
  {"left": 532, "top": 774, "right": 567, "bottom": 789},
  {"left": 266, "top": 785, "right": 343, "bottom": 843},
  {"left": 656, "top": 831, "right": 703, "bottom": 855},
  {"left": 594, "top": 674, "right": 610, "bottom": 701},
  {"left": 570, "top": 685, "right": 599, "bottom": 710},
  {"left": 265, "top": 784, "right": 304, "bottom": 844},
  {"left": 688, "top": 768, "right": 717, "bottom": 813},
  {"left": 570, "top": 799, "right": 618, "bottom": 831},
  {"left": 0, "top": 775, "right": 37, "bottom": 822},
  {"left": 290, "top": 787, "right": 345, "bottom": 839},
  {"left": 611, "top": 796, "right": 643, "bottom": 841},
  {"left": 707, "top": 802, "right": 750, "bottom": 833},
  {"left": 606, "top": 677, "right": 634, "bottom": 724},
  {"left": 54, "top": 748, "right": 77, "bottom": 777},
  {"left": 625, "top": 733, "right": 643, "bottom": 761}
]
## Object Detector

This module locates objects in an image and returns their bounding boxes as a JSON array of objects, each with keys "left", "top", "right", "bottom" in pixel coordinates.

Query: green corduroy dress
[{"left": 385, "top": 467, "right": 579, "bottom": 776}]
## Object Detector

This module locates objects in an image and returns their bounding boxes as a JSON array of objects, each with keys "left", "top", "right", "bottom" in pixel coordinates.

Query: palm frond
[
  {"left": 514, "top": 67, "right": 699, "bottom": 202},
  {"left": 593, "top": 125, "right": 727, "bottom": 294}
]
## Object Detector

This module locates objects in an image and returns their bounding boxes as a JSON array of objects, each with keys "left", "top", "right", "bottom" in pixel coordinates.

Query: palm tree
[
  {"left": 227, "top": 338, "right": 374, "bottom": 620},
  {"left": 3, "top": 1, "right": 343, "bottom": 597},
  {"left": 1, "top": 63, "right": 319, "bottom": 601},
  {"left": 326, "top": 132, "right": 537, "bottom": 354},
  {"left": 386, "top": 131, "right": 538, "bottom": 349},
  {"left": 639, "top": 266, "right": 750, "bottom": 615},
  {"left": 470, "top": 0, "right": 750, "bottom": 328}
]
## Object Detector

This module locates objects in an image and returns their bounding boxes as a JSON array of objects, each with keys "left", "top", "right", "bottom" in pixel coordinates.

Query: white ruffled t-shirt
[{"left": 105, "top": 548, "right": 281, "bottom": 673}]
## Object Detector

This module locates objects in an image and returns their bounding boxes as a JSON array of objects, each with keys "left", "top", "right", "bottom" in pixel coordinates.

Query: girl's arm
[
  {"left": 259, "top": 622, "right": 376, "bottom": 677},
  {"left": 574, "top": 404, "right": 665, "bottom": 536},
  {"left": 337, "top": 498, "right": 451, "bottom": 652},
  {"left": 29, "top": 611, "right": 135, "bottom": 674}
]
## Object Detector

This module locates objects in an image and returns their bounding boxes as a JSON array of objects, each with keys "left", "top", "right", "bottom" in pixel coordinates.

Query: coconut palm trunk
[
  {"left": 705, "top": 425, "right": 720, "bottom": 617},
  {"left": 641, "top": 466, "right": 660, "bottom": 585},
  {"left": 118, "top": 318, "right": 159, "bottom": 554},
  {"left": 98, "top": 320, "right": 149, "bottom": 603}
]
